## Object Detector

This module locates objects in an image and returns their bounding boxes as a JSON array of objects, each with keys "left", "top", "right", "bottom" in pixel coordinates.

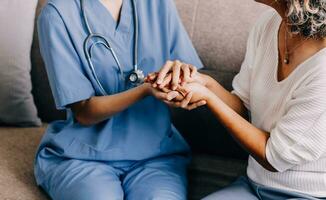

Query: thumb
[{"left": 176, "top": 85, "right": 189, "bottom": 97}]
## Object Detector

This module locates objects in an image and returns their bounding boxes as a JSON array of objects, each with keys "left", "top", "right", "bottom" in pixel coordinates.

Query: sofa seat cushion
[{"left": 0, "top": 125, "right": 247, "bottom": 200}]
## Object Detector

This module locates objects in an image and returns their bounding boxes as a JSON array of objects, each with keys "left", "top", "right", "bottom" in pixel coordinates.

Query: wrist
[
  {"left": 196, "top": 73, "right": 212, "bottom": 87},
  {"left": 204, "top": 75, "right": 215, "bottom": 89},
  {"left": 141, "top": 83, "right": 152, "bottom": 97},
  {"left": 205, "top": 90, "right": 218, "bottom": 105}
]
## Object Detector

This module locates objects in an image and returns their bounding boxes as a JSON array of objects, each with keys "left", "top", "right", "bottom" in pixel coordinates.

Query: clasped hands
[{"left": 145, "top": 60, "right": 212, "bottom": 110}]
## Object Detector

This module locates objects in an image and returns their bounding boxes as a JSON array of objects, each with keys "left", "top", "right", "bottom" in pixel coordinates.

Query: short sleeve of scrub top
[
  {"left": 38, "top": 6, "right": 96, "bottom": 110},
  {"left": 167, "top": 0, "right": 203, "bottom": 69}
]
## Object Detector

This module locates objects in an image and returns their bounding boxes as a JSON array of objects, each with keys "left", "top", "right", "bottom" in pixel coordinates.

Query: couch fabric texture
[
  {"left": 0, "top": 0, "right": 267, "bottom": 199},
  {"left": 0, "top": 0, "right": 41, "bottom": 126}
]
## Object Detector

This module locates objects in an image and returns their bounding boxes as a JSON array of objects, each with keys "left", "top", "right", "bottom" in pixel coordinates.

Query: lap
[
  {"left": 36, "top": 149, "right": 189, "bottom": 200},
  {"left": 202, "top": 176, "right": 326, "bottom": 200},
  {"left": 202, "top": 177, "right": 259, "bottom": 200},
  {"left": 36, "top": 150, "right": 124, "bottom": 200},
  {"left": 123, "top": 155, "right": 189, "bottom": 200}
]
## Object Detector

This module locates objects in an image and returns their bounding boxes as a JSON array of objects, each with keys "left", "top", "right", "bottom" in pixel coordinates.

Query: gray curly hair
[{"left": 287, "top": 0, "right": 326, "bottom": 38}]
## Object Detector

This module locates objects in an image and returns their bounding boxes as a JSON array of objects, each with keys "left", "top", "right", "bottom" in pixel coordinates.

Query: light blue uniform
[
  {"left": 35, "top": 0, "right": 203, "bottom": 199},
  {"left": 202, "top": 176, "right": 326, "bottom": 200}
]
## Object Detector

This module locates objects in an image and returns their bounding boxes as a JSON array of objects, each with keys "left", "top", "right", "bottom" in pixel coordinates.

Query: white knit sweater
[{"left": 232, "top": 9, "right": 326, "bottom": 197}]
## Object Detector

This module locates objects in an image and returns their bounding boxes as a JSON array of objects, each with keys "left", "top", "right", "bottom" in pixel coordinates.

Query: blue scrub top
[{"left": 36, "top": 0, "right": 203, "bottom": 162}]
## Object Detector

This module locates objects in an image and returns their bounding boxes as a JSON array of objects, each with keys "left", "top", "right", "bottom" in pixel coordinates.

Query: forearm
[
  {"left": 72, "top": 83, "right": 150, "bottom": 126},
  {"left": 206, "top": 93, "right": 276, "bottom": 172},
  {"left": 201, "top": 74, "right": 247, "bottom": 117}
]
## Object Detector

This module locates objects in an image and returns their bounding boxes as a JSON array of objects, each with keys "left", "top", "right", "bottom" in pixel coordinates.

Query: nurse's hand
[{"left": 154, "top": 60, "right": 198, "bottom": 90}]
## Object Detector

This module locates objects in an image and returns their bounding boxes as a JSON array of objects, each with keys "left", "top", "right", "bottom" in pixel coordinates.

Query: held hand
[
  {"left": 145, "top": 83, "right": 184, "bottom": 102},
  {"left": 153, "top": 60, "right": 198, "bottom": 90},
  {"left": 163, "top": 82, "right": 213, "bottom": 110},
  {"left": 145, "top": 66, "right": 209, "bottom": 92},
  {"left": 144, "top": 82, "right": 207, "bottom": 111}
]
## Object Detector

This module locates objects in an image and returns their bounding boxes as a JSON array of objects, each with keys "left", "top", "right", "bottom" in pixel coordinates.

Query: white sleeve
[
  {"left": 231, "top": 32, "right": 255, "bottom": 110},
  {"left": 231, "top": 10, "right": 275, "bottom": 110},
  {"left": 266, "top": 71, "right": 326, "bottom": 172}
]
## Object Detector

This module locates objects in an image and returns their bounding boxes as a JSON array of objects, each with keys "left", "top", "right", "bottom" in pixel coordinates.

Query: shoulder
[
  {"left": 248, "top": 9, "right": 280, "bottom": 43},
  {"left": 38, "top": 0, "right": 81, "bottom": 31},
  {"left": 253, "top": 9, "right": 279, "bottom": 32},
  {"left": 138, "top": 0, "right": 177, "bottom": 15},
  {"left": 39, "top": 0, "right": 79, "bottom": 21}
]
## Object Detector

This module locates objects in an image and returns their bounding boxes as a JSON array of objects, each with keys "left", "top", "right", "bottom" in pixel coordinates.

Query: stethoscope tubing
[{"left": 80, "top": 0, "right": 139, "bottom": 96}]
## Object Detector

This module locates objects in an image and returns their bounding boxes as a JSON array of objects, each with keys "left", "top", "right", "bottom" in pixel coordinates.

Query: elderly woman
[{"left": 150, "top": 0, "right": 326, "bottom": 199}]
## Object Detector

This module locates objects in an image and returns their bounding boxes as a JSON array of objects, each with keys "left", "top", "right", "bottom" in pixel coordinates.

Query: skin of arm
[
  {"left": 70, "top": 83, "right": 171, "bottom": 126},
  {"left": 148, "top": 66, "right": 277, "bottom": 171},
  {"left": 149, "top": 69, "right": 248, "bottom": 116},
  {"left": 205, "top": 91, "right": 276, "bottom": 172},
  {"left": 176, "top": 82, "right": 277, "bottom": 172},
  {"left": 197, "top": 73, "right": 248, "bottom": 118}
]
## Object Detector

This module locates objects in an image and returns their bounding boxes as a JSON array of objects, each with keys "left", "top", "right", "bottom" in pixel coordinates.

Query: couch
[{"left": 0, "top": 0, "right": 267, "bottom": 199}]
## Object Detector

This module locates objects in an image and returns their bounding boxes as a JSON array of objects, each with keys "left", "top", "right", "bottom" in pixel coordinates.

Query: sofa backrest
[{"left": 30, "top": 0, "right": 267, "bottom": 122}]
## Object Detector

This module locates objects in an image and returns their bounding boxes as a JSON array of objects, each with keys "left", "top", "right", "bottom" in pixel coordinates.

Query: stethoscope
[{"left": 81, "top": 0, "right": 145, "bottom": 96}]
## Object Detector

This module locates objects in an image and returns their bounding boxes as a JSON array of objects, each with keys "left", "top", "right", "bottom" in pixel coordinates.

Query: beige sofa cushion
[{"left": 0, "top": 0, "right": 41, "bottom": 126}]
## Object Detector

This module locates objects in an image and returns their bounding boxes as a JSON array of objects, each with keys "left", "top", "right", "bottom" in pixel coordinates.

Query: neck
[{"left": 271, "top": 1, "right": 287, "bottom": 19}]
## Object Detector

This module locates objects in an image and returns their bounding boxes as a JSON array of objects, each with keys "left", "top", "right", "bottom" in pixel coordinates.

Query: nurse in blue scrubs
[{"left": 35, "top": 0, "right": 202, "bottom": 199}]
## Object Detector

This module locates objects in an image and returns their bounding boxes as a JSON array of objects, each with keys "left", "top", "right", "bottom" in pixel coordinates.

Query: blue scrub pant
[
  {"left": 202, "top": 176, "right": 326, "bottom": 200},
  {"left": 36, "top": 149, "right": 188, "bottom": 200}
]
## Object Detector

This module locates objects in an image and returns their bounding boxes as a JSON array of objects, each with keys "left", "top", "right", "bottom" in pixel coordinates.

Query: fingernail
[{"left": 167, "top": 96, "right": 174, "bottom": 101}]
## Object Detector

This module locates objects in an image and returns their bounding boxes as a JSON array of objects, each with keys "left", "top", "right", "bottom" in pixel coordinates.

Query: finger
[
  {"left": 186, "top": 103, "right": 199, "bottom": 111},
  {"left": 172, "top": 61, "right": 182, "bottom": 90},
  {"left": 199, "top": 100, "right": 207, "bottom": 106},
  {"left": 161, "top": 88, "right": 184, "bottom": 101},
  {"left": 187, "top": 100, "right": 207, "bottom": 110},
  {"left": 174, "top": 93, "right": 185, "bottom": 101},
  {"left": 167, "top": 91, "right": 180, "bottom": 101},
  {"left": 161, "top": 87, "right": 172, "bottom": 93},
  {"left": 163, "top": 100, "right": 181, "bottom": 108},
  {"left": 152, "top": 89, "right": 168, "bottom": 100},
  {"left": 181, "top": 64, "right": 191, "bottom": 83},
  {"left": 181, "top": 92, "right": 193, "bottom": 108},
  {"left": 156, "top": 61, "right": 174, "bottom": 84},
  {"left": 147, "top": 72, "right": 158, "bottom": 82},
  {"left": 189, "top": 65, "right": 198, "bottom": 78},
  {"left": 159, "top": 73, "right": 172, "bottom": 89},
  {"left": 176, "top": 85, "right": 188, "bottom": 97}
]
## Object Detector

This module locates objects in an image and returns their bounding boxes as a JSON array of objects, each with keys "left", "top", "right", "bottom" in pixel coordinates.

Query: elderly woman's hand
[
  {"left": 163, "top": 82, "right": 212, "bottom": 110},
  {"left": 145, "top": 61, "right": 208, "bottom": 91},
  {"left": 150, "top": 60, "right": 199, "bottom": 90}
]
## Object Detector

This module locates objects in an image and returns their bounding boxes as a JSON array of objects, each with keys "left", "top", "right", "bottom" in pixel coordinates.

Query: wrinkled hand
[
  {"left": 148, "top": 60, "right": 198, "bottom": 90},
  {"left": 144, "top": 60, "right": 210, "bottom": 110},
  {"left": 163, "top": 82, "right": 210, "bottom": 110}
]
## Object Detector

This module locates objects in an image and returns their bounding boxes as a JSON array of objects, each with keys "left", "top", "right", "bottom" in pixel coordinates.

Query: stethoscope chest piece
[{"left": 128, "top": 69, "right": 145, "bottom": 86}]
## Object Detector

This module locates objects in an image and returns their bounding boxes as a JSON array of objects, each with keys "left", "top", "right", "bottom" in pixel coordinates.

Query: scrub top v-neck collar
[{"left": 88, "top": 0, "right": 132, "bottom": 36}]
